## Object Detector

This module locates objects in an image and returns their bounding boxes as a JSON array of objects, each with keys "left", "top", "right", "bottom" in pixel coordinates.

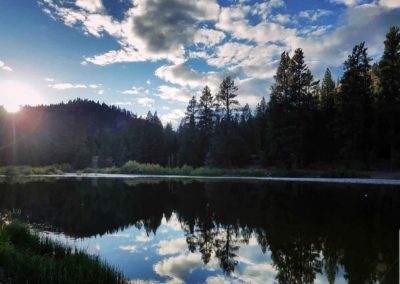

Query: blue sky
[{"left": 0, "top": 0, "right": 399, "bottom": 125}]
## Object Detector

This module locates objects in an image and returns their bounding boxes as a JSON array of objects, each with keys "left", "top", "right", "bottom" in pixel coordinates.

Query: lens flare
[{"left": 0, "top": 81, "right": 44, "bottom": 113}]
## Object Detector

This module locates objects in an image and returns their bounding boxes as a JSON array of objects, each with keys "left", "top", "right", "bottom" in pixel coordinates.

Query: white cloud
[
  {"left": 329, "top": 0, "right": 361, "bottom": 6},
  {"left": 0, "top": 60, "right": 12, "bottom": 72},
  {"left": 137, "top": 97, "right": 154, "bottom": 107},
  {"left": 135, "top": 232, "right": 153, "bottom": 242},
  {"left": 75, "top": 0, "right": 104, "bottom": 13},
  {"left": 193, "top": 28, "right": 225, "bottom": 47},
  {"left": 48, "top": 82, "right": 101, "bottom": 90},
  {"left": 157, "top": 237, "right": 187, "bottom": 255},
  {"left": 298, "top": 9, "right": 333, "bottom": 21},
  {"left": 160, "top": 108, "right": 186, "bottom": 127},
  {"left": 379, "top": 0, "right": 400, "bottom": 8},
  {"left": 119, "top": 245, "right": 137, "bottom": 253},
  {"left": 154, "top": 253, "right": 218, "bottom": 284},
  {"left": 161, "top": 213, "right": 183, "bottom": 231},
  {"left": 48, "top": 83, "right": 88, "bottom": 90},
  {"left": 157, "top": 85, "right": 193, "bottom": 103},
  {"left": 44, "top": 77, "right": 54, "bottom": 82},
  {"left": 98, "top": 89, "right": 104, "bottom": 95},
  {"left": 122, "top": 86, "right": 145, "bottom": 95}
]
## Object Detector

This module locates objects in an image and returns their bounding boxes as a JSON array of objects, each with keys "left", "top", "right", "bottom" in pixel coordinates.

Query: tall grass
[
  {"left": 0, "top": 164, "right": 71, "bottom": 176},
  {"left": 0, "top": 220, "right": 127, "bottom": 284}
]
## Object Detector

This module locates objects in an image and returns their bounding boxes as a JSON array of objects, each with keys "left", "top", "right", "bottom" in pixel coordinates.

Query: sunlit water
[{"left": 0, "top": 177, "right": 398, "bottom": 283}]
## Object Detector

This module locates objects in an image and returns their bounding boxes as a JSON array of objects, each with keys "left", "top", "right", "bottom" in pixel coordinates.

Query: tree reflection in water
[{"left": 0, "top": 178, "right": 398, "bottom": 283}]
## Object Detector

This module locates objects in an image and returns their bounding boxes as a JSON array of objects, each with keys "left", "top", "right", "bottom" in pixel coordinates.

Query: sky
[{"left": 0, "top": 0, "right": 399, "bottom": 126}]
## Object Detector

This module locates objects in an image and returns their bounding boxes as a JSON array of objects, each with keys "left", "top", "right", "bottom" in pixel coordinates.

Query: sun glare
[{"left": 0, "top": 81, "right": 43, "bottom": 113}]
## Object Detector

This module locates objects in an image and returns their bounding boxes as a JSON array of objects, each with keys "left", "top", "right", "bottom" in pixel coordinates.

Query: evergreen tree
[
  {"left": 267, "top": 49, "right": 317, "bottom": 168},
  {"left": 338, "top": 42, "right": 373, "bottom": 166},
  {"left": 197, "top": 86, "right": 215, "bottom": 164},
  {"left": 378, "top": 26, "right": 400, "bottom": 169},
  {"left": 254, "top": 97, "right": 269, "bottom": 154},
  {"left": 216, "top": 77, "right": 239, "bottom": 121},
  {"left": 178, "top": 97, "right": 202, "bottom": 167},
  {"left": 318, "top": 68, "right": 337, "bottom": 161},
  {"left": 320, "top": 68, "right": 336, "bottom": 111}
]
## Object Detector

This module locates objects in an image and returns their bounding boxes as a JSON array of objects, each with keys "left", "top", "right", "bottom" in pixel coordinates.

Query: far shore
[{"left": 2, "top": 172, "right": 400, "bottom": 185}]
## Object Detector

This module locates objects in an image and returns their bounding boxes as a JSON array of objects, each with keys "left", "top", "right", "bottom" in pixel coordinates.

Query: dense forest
[{"left": 1, "top": 26, "right": 399, "bottom": 170}]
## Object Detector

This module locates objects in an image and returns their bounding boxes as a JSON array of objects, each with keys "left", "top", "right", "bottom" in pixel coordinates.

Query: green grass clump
[
  {"left": 0, "top": 164, "right": 71, "bottom": 176},
  {"left": 0, "top": 220, "right": 126, "bottom": 284}
]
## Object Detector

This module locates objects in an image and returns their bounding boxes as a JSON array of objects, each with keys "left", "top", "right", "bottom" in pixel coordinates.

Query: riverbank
[
  {"left": 0, "top": 160, "right": 372, "bottom": 178},
  {"left": 3, "top": 161, "right": 400, "bottom": 185},
  {"left": 0, "top": 220, "right": 126, "bottom": 284}
]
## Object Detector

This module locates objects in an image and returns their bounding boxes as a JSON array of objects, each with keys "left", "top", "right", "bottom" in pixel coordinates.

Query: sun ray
[{"left": 0, "top": 81, "right": 44, "bottom": 113}]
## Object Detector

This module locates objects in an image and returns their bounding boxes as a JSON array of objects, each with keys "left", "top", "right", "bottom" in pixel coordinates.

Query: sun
[{"left": 0, "top": 81, "right": 44, "bottom": 113}]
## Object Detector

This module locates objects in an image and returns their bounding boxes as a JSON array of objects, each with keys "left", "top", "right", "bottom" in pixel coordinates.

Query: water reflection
[{"left": 0, "top": 178, "right": 398, "bottom": 283}]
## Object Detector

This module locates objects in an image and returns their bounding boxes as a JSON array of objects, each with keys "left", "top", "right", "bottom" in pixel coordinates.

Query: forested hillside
[{"left": 1, "top": 26, "right": 399, "bottom": 170}]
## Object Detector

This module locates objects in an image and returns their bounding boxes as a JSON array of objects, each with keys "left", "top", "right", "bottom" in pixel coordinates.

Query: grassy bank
[
  {"left": 0, "top": 161, "right": 370, "bottom": 178},
  {"left": 81, "top": 160, "right": 370, "bottom": 178},
  {"left": 0, "top": 220, "right": 126, "bottom": 284},
  {"left": 0, "top": 164, "right": 70, "bottom": 176}
]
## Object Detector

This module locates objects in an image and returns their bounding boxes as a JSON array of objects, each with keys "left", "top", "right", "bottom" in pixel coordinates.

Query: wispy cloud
[{"left": 0, "top": 60, "right": 12, "bottom": 72}]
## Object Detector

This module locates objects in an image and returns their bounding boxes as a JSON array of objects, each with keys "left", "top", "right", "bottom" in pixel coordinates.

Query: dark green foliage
[
  {"left": 266, "top": 49, "right": 318, "bottom": 168},
  {"left": 337, "top": 42, "right": 373, "bottom": 165},
  {"left": 0, "top": 220, "right": 126, "bottom": 284},
  {"left": 377, "top": 26, "right": 400, "bottom": 169},
  {"left": 216, "top": 76, "right": 239, "bottom": 121}
]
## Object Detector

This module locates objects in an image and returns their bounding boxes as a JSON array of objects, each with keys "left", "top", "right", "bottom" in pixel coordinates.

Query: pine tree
[
  {"left": 178, "top": 96, "right": 202, "bottom": 167},
  {"left": 267, "top": 49, "right": 317, "bottom": 168},
  {"left": 338, "top": 42, "right": 373, "bottom": 166},
  {"left": 378, "top": 26, "right": 400, "bottom": 169},
  {"left": 216, "top": 76, "right": 239, "bottom": 121},
  {"left": 197, "top": 86, "right": 215, "bottom": 164},
  {"left": 320, "top": 68, "right": 336, "bottom": 112},
  {"left": 318, "top": 68, "right": 337, "bottom": 161}
]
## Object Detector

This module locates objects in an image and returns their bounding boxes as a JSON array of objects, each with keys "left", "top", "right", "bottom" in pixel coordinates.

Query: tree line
[
  {"left": 178, "top": 26, "right": 400, "bottom": 170},
  {"left": 0, "top": 26, "right": 399, "bottom": 170}
]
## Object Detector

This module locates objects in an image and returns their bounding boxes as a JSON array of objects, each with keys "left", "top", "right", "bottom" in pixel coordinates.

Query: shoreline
[{"left": 2, "top": 173, "right": 400, "bottom": 185}]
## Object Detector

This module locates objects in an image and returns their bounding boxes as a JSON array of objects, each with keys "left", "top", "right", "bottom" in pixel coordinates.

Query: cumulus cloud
[
  {"left": 40, "top": 0, "right": 400, "bottom": 110},
  {"left": 380, "top": 0, "right": 400, "bottom": 8},
  {"left": 157, "top": 85, "right": 193, "bottom": 103},
  {"left": 157, "top": 237, "right": 187, "bottom": 255},
  {"left": 75, "top": 0, "right": 104, "bottom": 13},
  {"left": 0, "top": 60, "right": 12, "bottom": 72},
  {"left": 160, "top": 108, "right": 186, "bottom": 127},
  {"left": 154, "top": 253, "right": 218, "bottom": 283},
  {"left": 135, "top": 232, "right": 153, "bottom": 242}
]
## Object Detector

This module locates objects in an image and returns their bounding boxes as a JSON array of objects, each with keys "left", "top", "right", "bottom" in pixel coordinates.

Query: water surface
[{"left": 0, "top": 177, "right": 398, "bottom": 283}]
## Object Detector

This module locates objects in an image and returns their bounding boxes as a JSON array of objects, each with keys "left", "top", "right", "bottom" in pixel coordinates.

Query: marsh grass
[{"left": 0, "top": 220, "right": 126, "bottom": 284}]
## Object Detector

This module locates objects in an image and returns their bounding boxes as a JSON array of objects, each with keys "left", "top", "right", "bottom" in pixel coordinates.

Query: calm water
[{"left": 0, "top": 177, "right": 399, "bottom": 283}]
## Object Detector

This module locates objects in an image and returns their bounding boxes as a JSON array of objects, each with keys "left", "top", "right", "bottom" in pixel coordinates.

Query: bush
[{"left": 0, "top": 220, "right": 126, "bottom": 284}]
